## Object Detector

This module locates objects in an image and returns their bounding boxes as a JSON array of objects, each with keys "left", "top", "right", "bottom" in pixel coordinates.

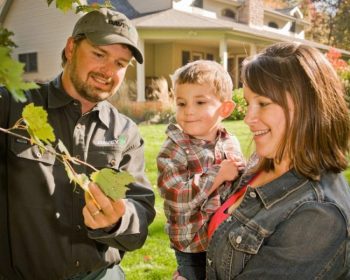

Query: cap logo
[{"left": 108, "top": 19, "right": 128, "bottom": 29}]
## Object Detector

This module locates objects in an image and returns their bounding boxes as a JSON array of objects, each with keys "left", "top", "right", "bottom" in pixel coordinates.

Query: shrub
[{"left": 229, "top": 88, "right": 247, "bottom": 121}]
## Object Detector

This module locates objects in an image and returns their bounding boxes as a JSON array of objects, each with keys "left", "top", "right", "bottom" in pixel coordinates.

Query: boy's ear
[{"left": 220, "top": 101, "right": 236, "bottom": 118}]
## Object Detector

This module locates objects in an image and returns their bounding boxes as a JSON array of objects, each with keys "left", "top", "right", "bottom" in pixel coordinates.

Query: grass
[{"left": 121, "top": 120, "right": 350, "bottom": 279}]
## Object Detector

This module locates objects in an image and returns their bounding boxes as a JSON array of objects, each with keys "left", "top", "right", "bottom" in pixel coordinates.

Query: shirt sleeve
[
  {"left": 157, "top": 137, "right": 222, "bottom": 250},
  {"left": 236, "top": 202, "right": 348, "bottom": 279},
  {"left": 88, "top": 123, "right": 156, "bottom": 252}
]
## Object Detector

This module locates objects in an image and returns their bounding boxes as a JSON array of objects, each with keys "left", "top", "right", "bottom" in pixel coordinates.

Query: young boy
[{"left": 157, "top": 60, "right": 245, "bottom": 280}]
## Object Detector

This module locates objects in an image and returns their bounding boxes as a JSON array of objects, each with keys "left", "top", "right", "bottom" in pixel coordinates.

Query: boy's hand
[
  {"left": 218, "top": 158, "right": 244, "bottom": 182},
  {"left": 83, "top": 182, "right": 125, "bottom": 230}
]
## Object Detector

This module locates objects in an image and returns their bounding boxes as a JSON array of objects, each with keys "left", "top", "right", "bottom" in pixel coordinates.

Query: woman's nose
[{"left": 244, "top": 105, "right": 256, "bottom": 125}]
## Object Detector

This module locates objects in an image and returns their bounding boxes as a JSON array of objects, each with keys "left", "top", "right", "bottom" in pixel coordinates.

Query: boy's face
[{"left": 175, "top": 83, "right": 234, "bottom": 142}]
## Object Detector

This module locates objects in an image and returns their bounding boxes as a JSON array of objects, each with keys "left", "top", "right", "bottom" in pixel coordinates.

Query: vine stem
[{"left": 0, "top": 127, "right": 98, "bottom": 171}]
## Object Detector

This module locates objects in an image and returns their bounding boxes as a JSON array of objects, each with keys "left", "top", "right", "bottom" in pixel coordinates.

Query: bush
[{"left": 229, "top": 88, "right": 247, "bottom": 121}]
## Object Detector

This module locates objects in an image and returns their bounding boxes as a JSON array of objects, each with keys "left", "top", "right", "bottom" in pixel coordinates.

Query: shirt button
[
  {"left": 185, "top": 149, "right": 190, "bottom": 154},
  {"left": 249, "top": 191, "right": 257, "bottom": 198},
  {"left": 75, "top": 260, "right": 80, "bottom": 267},
  {"left": 207, "top": 258, "right": 212, "bottom": 266},
  {"left": 73, "top": 101, "right": 79, "bottom": 106},
  {"left": 76, "top": 124, "right": 81, "bottom": 130},
  {"left": 109, "top": 159, "right": 116, "bottom": 166},
  {"left": 35, "top": 152, "right": 42, "bottom": 158},
  {"left": 74, "top": 189, "right": 80, "bottom": 194},
  {"left": 236, "top": 236, "right": 242, "bottom": 244},
  {"left": 55, "top": 212, "right": 60, "bottom": 219},
  {"left": 76, "top": 225, "right": 82, "bottom": 231}
]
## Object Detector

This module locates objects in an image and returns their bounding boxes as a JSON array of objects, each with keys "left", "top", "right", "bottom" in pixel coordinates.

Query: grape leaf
[
  {"left": 90, "top": 168, "right": 134, "bottom": 201},
  {"left": 0, "top": 46, "right": 38, "bottom": 102},
  {"left": 55, "top": 0, "right": 77, "bottom": 12},
  {"left": 22, "top": 103, "right": 56, "bottom": 144}
]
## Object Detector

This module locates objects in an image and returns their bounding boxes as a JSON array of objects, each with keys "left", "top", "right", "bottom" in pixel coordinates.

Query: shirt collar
[
  {"left": 47, "top": 74, "right": 111, "bottom": 128},
  {"left": 47, "top": 74, "right": 75, "bottom": 109},
  {"left": 166, "top": 123, "right": 230, "bottom": 145}
]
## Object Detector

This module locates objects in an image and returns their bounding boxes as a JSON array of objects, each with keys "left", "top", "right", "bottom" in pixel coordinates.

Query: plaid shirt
[{"left": 157, "top": 124, "right": 243, "bottom": 253}]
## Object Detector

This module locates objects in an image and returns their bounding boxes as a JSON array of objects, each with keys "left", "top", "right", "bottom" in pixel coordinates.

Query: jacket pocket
[
  {"left": 10, "top": 137, "right": 56, "bottom": 165},
  {"left": 228, "top": 225, "right": 264, "bottom": 254},
  {"left": 87, "top": 149, "right": 122, "bottom": 170}
]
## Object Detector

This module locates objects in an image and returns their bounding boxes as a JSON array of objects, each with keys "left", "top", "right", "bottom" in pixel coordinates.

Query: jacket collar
[{"left": 252, "top": 169, "right": 309, "bottom": 209}]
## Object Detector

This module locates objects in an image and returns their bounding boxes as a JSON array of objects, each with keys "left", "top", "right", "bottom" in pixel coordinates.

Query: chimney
[{"left": 238, "top": 0, "right": 264, "bottom": 27}]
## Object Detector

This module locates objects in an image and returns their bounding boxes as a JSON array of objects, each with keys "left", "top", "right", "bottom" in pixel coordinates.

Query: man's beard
[{"left": 69, "top": 55, "right": 116, "bottom": 103}]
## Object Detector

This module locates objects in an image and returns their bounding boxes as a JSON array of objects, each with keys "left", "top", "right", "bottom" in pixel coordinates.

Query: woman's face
[{"left": 243, "top": 86, "right": 294, "bottom": 160}]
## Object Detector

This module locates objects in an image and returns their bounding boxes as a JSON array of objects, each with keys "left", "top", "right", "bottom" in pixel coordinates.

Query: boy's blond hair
[{"left": 171, "top": 60, "right": 233, "bottom": 101}]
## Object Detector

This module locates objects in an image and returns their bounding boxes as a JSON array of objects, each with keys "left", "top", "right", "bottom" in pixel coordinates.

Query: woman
[{"left": 206, "top": 42, "right": 350, "bottom": 279}]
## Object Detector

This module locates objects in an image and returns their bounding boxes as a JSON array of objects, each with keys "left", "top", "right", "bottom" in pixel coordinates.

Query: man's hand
[{"left": 83, "top": 182, "right": 125, "bottom": 230}]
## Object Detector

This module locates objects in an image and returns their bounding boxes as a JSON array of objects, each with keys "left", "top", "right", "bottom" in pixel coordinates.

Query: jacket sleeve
[
  {"left": 236, "top": 202, "right": 348, "bottom": 279},
  {"left": 88, "top": 123, "right": 156, "bottom": 252}
]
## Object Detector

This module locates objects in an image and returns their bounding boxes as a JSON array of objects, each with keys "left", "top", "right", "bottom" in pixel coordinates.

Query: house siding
[{"left": 3, "top": 0, "right": 80, "bottom": 82}]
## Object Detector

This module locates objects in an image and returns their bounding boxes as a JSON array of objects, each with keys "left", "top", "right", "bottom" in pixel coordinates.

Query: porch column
[
  {"left": 220, "top": 38, "right": 228, "bottom": 71},
  {"left": 136, "top": 38, "right": 145, "bottom": 102},
  {"left": 249, "top": 43, "right": 257, "bottom": 56}
]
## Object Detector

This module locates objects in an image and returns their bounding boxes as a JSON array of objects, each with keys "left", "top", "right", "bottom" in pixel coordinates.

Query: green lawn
[{"left": 121, "top": 120, "right": 350, "bottom": 279}]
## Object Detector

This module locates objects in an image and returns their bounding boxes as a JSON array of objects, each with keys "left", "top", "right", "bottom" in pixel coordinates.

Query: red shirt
[{"left": 208, "top": 175, "right": 259, "bottom": 240}]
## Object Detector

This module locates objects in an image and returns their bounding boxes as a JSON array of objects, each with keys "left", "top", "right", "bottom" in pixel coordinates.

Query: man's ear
[
  {"left": 220, "top": 100, "right": 236, "bottom": 118},
  {"left": 64, "top": 37, "right": 75, "bottom": 63}
]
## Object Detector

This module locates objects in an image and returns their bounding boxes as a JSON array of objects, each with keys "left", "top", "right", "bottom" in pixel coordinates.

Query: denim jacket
[{"left": 206, "top": 169, "right": 350, "bottom": 279}]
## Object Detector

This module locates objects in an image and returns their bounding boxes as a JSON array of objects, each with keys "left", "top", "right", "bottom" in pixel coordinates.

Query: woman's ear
[
  {"left": 220, "top": 100, "right": 236, "bottom": 118},
  {"left": 64, "top": 37, "right": 75, "bottom": 63}
]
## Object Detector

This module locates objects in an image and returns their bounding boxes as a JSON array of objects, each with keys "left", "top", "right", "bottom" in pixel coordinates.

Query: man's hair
[
  {"left": 171, "top": 60, "right": 233, "bottom": 101},
  {"left": 242, "top": 42, "right": 350, "bottom": 180},
  {"left": 61, "top": 34, "right": 86, "bottom": 67}
]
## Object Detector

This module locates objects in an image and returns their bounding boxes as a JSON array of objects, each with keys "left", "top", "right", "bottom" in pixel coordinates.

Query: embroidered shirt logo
[{"left": 95, "top": 135, "right": 127, "bottom": 146}]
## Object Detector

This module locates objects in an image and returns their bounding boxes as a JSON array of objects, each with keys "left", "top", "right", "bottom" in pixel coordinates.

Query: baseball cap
[{"left": 72, "top": 8, "right": 143, "bottom": 64}]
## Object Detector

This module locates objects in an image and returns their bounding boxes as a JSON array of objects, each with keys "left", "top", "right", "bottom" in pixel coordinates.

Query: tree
[{"left": 0, "top": 0, "right": 113, "bottom": 102}]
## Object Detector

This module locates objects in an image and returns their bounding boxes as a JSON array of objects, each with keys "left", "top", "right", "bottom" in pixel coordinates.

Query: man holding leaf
[{"left": 0, "top": 7, "right": 155, "bottom": 280}]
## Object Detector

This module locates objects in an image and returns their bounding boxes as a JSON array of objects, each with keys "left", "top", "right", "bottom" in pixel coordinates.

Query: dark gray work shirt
[{"left": 0, "top": 75, "right": 155, "bottom": 280}]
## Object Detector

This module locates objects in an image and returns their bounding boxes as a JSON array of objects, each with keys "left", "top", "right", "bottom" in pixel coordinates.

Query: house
[{"left": 1, "top": 0, "right": 350, "bottom": 101}]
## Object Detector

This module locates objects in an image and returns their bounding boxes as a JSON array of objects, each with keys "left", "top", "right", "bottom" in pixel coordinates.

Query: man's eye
[{"left": 93, "top": 52, "right": 104, "bottom": 58}]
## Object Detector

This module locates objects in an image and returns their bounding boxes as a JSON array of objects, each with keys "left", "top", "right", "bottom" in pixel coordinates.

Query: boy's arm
[{"left": 157, "top": 138, "right": 222, "bottom": 213}]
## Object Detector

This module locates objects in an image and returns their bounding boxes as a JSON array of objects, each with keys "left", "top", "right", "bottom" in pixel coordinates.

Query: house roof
[
  {"left": 132, "top": 8, "right": 350, "bottom": 56},
  {"left": 0, "top": 0, "right": 13, "bottom": 24}
]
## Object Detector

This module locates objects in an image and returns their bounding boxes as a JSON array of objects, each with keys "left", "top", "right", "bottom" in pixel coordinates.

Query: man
[{"left": 0, "top": 8, "right": 155, "bottom": 280}]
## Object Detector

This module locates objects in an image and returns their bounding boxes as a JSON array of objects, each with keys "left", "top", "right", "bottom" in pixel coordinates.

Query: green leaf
[
  {"left": 0, "top": 46, "right": 38, "bottom": 102},
  {"left": 90, "top": 168, "right": 134, "bottom": 200},
  {"left": 55, "top": 0, "right": 74, "bottom": 12},
  {"left": 22, "top": 103, "right": 56, "bottom": 144}
]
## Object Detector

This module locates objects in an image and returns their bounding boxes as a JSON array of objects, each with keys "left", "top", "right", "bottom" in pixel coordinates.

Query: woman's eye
[
  {"left": 176, "top": 102, "right": 185, "bottom": 107},
  {"left": 197, "top": 101, "right": 206, "bottom": 105}
]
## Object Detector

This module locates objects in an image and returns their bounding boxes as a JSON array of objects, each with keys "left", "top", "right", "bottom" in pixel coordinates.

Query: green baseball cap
[{"left": 72, "top": 8, "right": 143, "bottom": 64}]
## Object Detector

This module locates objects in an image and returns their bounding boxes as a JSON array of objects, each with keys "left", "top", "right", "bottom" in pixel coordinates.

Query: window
[
  {"left": 18, "top": 52, "right": 38, "bottom": 73},
  {"left": 222, "top": 9, "right": 236, "bottom": 20},
  {"left": 289, "top": 21, "right": 296, "bottom": 33},
  {"left": 192, "top": 0, "right": 203, "bottom": 8},
  {"left": 206, "top": 53, "right": 214, "bottom": 60},
  {"left": 182, "top": 51, "right": 190, "bottom": 66},
  {"left": 268, "top": 21, "right": 279, "bottom": 29}
]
